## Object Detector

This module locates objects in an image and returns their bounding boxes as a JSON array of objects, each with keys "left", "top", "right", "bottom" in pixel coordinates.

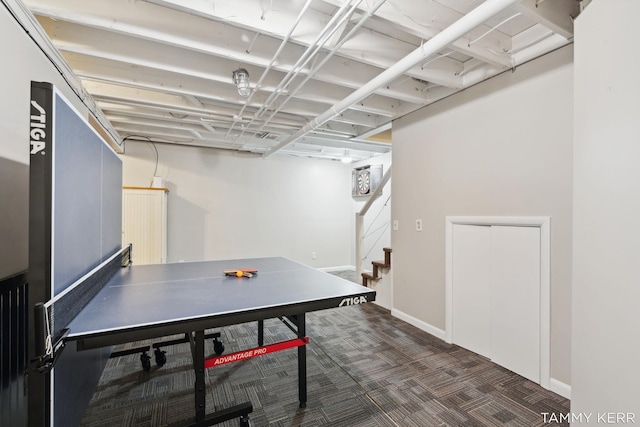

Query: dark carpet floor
[{"left": 80, "top": 271, "right": 570, "bottom": 427}]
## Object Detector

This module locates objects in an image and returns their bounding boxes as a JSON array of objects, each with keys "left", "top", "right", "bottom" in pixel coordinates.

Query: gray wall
[
  {"left": 392, "top": 45, "right": 574, "bottom": 388},
  {"left": 572, "top": 0, "right": 640, "bottom": 420},
  {"left": 0, "top": 157, "right": 28, "bottom": 279}
]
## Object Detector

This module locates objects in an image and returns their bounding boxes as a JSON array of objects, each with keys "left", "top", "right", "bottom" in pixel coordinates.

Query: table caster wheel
[
  {"left": 140, "top": 352, "right": 151, "bottom": 372},
  {"left": 154, "top": 348, "right": 167, "bottom": 367},
  {"left": 213, "top": 337, "right": 225, "bottom": 355},
  {"left": 239, "top": 415, "right": 252, "bottom": 427}
]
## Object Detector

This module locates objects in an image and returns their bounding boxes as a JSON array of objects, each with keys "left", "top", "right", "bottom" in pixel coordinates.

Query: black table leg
[
  {"left": 258, "top": 319, "right": 264, "bottom": 346},
  {"left": 194, "top": 330, "right": 206, "bottom": 422},
  {"left": 297, "top": 313, "right": 307, "bottom": 408},
  {"left": 177, "top": 330, "right": 253, "bottom": 427}
]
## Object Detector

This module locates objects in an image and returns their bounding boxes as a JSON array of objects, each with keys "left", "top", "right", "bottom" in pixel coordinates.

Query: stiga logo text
[
  {"left": 339, "top": 296, "right": 367, "bottom": 307},
  {"left": 30, "top": 100, "right": 47, "bottom": 155}
]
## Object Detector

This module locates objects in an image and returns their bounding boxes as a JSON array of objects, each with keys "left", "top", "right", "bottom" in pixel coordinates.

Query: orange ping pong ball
[{"left": 236, "top": 270, "right": 243, "bottom": 277}]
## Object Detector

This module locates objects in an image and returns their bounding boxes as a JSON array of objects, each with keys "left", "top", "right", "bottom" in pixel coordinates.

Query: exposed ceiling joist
[{"left": 20, "top": 0, "right": 578, "bottom": 162}]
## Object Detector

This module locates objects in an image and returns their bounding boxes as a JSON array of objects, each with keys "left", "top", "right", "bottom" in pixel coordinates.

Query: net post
[{"left": 122, "top": 243, "right": 133, "bottom": 266}]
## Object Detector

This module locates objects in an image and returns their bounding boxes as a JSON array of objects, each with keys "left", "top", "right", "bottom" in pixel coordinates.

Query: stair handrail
[
  {"left": 356, "top": 164, "right": 392, "bottom": 280},
  {"left": 358, "top": 164, "right": 392, "bottom": 217}
]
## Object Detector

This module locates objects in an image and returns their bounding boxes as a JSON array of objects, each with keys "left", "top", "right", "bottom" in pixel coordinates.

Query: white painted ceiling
[{"left": 23, "top": 0, "right": 580, "bottom": 161}]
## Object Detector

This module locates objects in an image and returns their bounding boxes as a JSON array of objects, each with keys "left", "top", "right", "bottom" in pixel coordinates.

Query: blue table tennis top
[{"left": 67, "top": 257, "right": 375, "bottom": 348}]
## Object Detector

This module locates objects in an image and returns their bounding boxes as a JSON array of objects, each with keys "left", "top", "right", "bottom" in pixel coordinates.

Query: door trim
[{"left": 445, "top": 216, "right": 551, "bottom": 389}]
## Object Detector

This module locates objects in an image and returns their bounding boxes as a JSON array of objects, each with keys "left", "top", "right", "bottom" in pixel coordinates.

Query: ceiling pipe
[
  {"left": 226, "top": 0, "right": 314, "bottom": 138},
  {"left": 235, "top": 0, "right": 361, "bottom": 143},
  {"left": 254, "top": 0, "right": 387, "bottom": 137},
  {"left": 257, "top": 0, "right": 358, "bottom": 115},
  {"left": 263, "top": 0, "right": 522, "bottom": 158}
]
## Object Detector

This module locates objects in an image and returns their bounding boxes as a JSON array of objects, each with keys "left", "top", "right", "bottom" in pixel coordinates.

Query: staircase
[{"left": 361, "top": 247, "right": 392, "bottom": 287}]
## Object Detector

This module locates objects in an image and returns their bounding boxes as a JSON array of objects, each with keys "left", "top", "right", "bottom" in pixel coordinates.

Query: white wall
[
  {"left": 122, "top": 141, "right": 356, "bottom": 268},
  {"left": 392, "top": 45, "right": 574, "bottom": 387},
  {"left": 572, "top": 0, "right": 640, "bottom": 420}
]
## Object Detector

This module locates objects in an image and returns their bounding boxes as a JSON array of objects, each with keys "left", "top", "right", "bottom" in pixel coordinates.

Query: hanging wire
[
  {"left": 363, "top": 194, "right": 391, "bottom": 236},
  {"left": 245, "top": 32, "right": 260, "bottom": 54},
  {"left": 123, "top": 135, "right": 159, "bottom": 186},
  {"left": 361, "top": 194, "right": 392, "bottom": 261},
  {"left": 260, "top": 0, "right": 274, "bottom": 20},
  {"left": 385, "top": 0, "right": 441, "bottom": 32},
  {"left": 421, "top": 50, "right": 455, "bottom": 70},
  {"left": 363, "top": 222, "right": 390, "bottom": 261},
  {"left": 468, "top": 12, "right": 522, "bottom": 47}
]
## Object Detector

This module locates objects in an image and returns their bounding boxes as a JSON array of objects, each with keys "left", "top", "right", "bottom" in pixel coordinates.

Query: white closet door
[
  {"left": 122, "top": 189, "right": 167, "bottom": 265},
  {"left": 452, "top": 224, "right": 492, "bottom": 359},
  {"left": 490, "top": 225, "right": 540, "bottom": 382},
  {"left": 451, "top": 223, "right": 541, "bottom": 383}
]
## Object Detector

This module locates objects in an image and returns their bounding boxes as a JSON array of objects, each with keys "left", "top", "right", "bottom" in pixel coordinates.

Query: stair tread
[
  {"left": 361, "top": 273, "right": 381, "bottom": 281},
  {"left": 362, "top": 248, "right": 392, "bottom": 287}
]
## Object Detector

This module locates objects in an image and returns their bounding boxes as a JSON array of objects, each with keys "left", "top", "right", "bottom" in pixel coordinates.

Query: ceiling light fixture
[
  {"left": 232, "top": 68, "right": 251, "bottom": 97},
  {"left": 341, "top": 150, "right": 353, "bottom": 164}
]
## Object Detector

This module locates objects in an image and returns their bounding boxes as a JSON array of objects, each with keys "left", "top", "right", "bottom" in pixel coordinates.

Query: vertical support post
[
  {"left": 355, "top": 213, "right": 364, "bottom": 281},
  {"left": 297, "top": 313, "right": 307, "bottom": 408},
  {"left": 194, "top": 330, "right": 206, "bottom": 422}
]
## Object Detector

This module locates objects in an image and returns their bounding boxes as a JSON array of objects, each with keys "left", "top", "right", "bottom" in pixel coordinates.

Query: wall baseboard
[
  {"left": 392, "top": 309, "right": 572, "bottom": 401},
  {"left": 549, "top": 378, "right": 571, "bottom": 400},
  {"left": 391, "top": 308, "right": 447, "bottom": 341},
  {"left": 320, "top": 265, "right": 355, "bottom": 272}
]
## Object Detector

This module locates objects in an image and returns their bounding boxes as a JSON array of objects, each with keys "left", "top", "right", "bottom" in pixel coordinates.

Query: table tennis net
[{"left": 43, "top": 244, "right": 132, "bottom": 347}]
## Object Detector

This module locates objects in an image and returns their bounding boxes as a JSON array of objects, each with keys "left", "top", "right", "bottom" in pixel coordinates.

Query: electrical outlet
[
  {"left": 416, "top": 219, "right": 423, "bottom": 232},
  {"left": 393, "top": 220, "right": 399, "bottom": 231},
  {"left": 312, "top": 252, "right": 317, "bottom": 260}
]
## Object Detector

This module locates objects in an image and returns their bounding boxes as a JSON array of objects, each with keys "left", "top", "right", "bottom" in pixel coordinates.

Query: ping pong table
[
  {"left": 27, "top": 82, "right": 376, "bottom": 426},
  {"left": 39, "top": 247, "right": 375, "bottom": 426}
]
